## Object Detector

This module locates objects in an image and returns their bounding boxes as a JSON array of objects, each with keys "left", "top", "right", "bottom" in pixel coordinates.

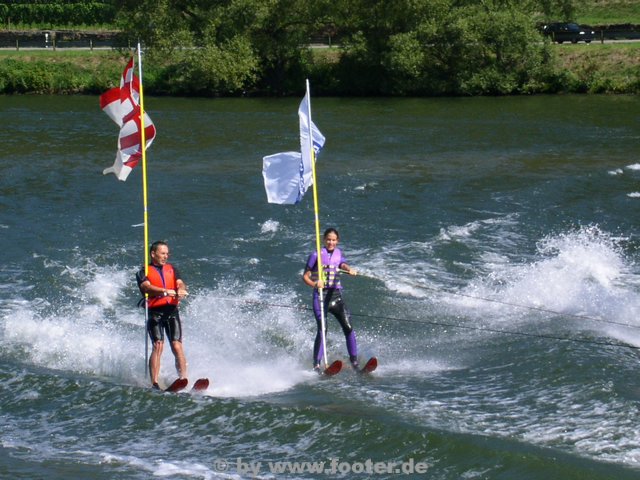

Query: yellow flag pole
[
  {"left": 306, "top": 79, "right": 328, "bottom": 368},
  {"left": 137, "top": 42, "right": 150, "bottom": 379}
]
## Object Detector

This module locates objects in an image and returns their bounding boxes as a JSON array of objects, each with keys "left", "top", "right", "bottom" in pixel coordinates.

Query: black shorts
[{"left": 147, "top": 306, "right": 182, "bottom": 343}]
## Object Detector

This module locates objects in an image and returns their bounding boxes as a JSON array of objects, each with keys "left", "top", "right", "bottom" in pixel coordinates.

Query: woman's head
[{"left": 323, "top": 228, "right": 340, "bottom": 251}]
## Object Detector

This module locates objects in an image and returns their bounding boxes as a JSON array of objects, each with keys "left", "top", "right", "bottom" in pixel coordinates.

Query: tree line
[
  {"left": 0, "top": 1, "right": 115, "bottom": 27},
  {"left": 1, "top": 0, "right": 589, "bottom": 96},
  {"left": 114, "top": 0, "right": 580, "bottom": 96}
]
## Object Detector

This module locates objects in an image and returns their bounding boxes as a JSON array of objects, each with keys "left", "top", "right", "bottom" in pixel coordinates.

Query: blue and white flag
[{"left": 262, "top": 90, "right": 325, "bottom": 204}]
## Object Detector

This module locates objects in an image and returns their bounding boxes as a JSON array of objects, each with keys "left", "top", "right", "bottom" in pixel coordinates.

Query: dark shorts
[{"left": 147, "top": 306, "right": 182, "bottom": 343}]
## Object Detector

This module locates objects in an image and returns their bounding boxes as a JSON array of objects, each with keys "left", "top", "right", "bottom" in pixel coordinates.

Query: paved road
[{"left": 1, "top": 38, "right": 639, "bottom": 51}]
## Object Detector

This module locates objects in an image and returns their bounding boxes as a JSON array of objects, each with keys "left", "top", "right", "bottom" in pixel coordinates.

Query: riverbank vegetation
[{"left": 0, "top": 0, "right": 639, "bottom": 96}]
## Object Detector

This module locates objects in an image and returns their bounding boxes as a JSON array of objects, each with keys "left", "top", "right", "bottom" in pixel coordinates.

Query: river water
[{"left": 1, "top": 93, "right": 640, "bottom": 479}]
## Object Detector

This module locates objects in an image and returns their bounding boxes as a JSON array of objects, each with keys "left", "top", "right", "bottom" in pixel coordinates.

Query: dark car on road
[{"left": 542, "top": 22, "right": 596, "bottom": 43}]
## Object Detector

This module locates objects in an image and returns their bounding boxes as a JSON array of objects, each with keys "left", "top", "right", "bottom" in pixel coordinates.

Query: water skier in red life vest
[
  {"left": 302, "top": 228, "right": 359, "bottom": 372},
  {"left": 137, "top": 240, "right": 189, "bottom": 389}
]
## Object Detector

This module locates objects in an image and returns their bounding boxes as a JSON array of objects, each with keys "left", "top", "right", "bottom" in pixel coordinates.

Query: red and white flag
[{"left": 100, "top": 57, "right": 156, "bottom": 181}]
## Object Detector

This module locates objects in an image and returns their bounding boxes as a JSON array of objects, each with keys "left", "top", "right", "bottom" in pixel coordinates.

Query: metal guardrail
[
  {"left": 1, "top": 27, "right": 639, "bottom": 50},
  {"left": 0, "top": 29, "right": 127, "bottom": 50}
]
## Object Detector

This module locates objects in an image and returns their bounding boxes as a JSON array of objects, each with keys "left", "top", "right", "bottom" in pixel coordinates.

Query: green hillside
[{"left": 576, "top": 0, "right": 640, "bottom": 25}]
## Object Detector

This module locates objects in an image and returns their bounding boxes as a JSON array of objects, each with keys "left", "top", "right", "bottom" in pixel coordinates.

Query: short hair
[{"left": 150, "top": 240, "right": 168, "bottom": 254}]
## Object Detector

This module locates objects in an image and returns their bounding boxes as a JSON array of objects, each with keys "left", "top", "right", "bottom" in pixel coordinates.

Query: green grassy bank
[
  {"left": 1, "top": 43, "right": 639, "bottom": 96},
  {"left": 555, "top": 43, "right": 640, "bottom": 93},
  {"left": 577, "top": 0, "right": 640, "bottom": 25},
  {"left": 0, "top": 49, "right": 123, "bottom": 94}
]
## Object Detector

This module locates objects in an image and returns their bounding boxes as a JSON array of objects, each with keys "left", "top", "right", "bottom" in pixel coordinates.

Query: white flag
[
  {"left": 298, "top": 90, "right": 325, "bottom": 201},
  {"left": 262, "top": 90, "right": 325, "bottom": 204},
  {"left": 262, "top": 151, "right": 307, "bottom": 204}
]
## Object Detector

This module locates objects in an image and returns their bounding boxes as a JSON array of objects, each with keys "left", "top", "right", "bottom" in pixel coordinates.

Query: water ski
[
  {"left": 359, "top": 357, "right": 377, "bottom": 374},
  {"left": 318, "top": 360, "right": 343, "bottom": 377},
  {"left": 164, "top": 377, "right": 188, "bottom": 393},
  {"left": 191, "top": 378, "right": 210, "bottom": 392}
]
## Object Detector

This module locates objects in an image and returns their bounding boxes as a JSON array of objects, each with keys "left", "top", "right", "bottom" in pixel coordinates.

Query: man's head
[{"left": 150, "top": 240, "right": 170, "bottom": 266}]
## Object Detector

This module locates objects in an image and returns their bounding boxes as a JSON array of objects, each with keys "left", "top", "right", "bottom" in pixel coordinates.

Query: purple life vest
[{"left": 307, "top": 247, "right": 345, "bottom": 289}]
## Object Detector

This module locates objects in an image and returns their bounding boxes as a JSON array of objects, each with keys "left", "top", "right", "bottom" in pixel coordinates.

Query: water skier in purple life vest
[{"left": 302, "top": 228, "right": 359, "bottom": 372}]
